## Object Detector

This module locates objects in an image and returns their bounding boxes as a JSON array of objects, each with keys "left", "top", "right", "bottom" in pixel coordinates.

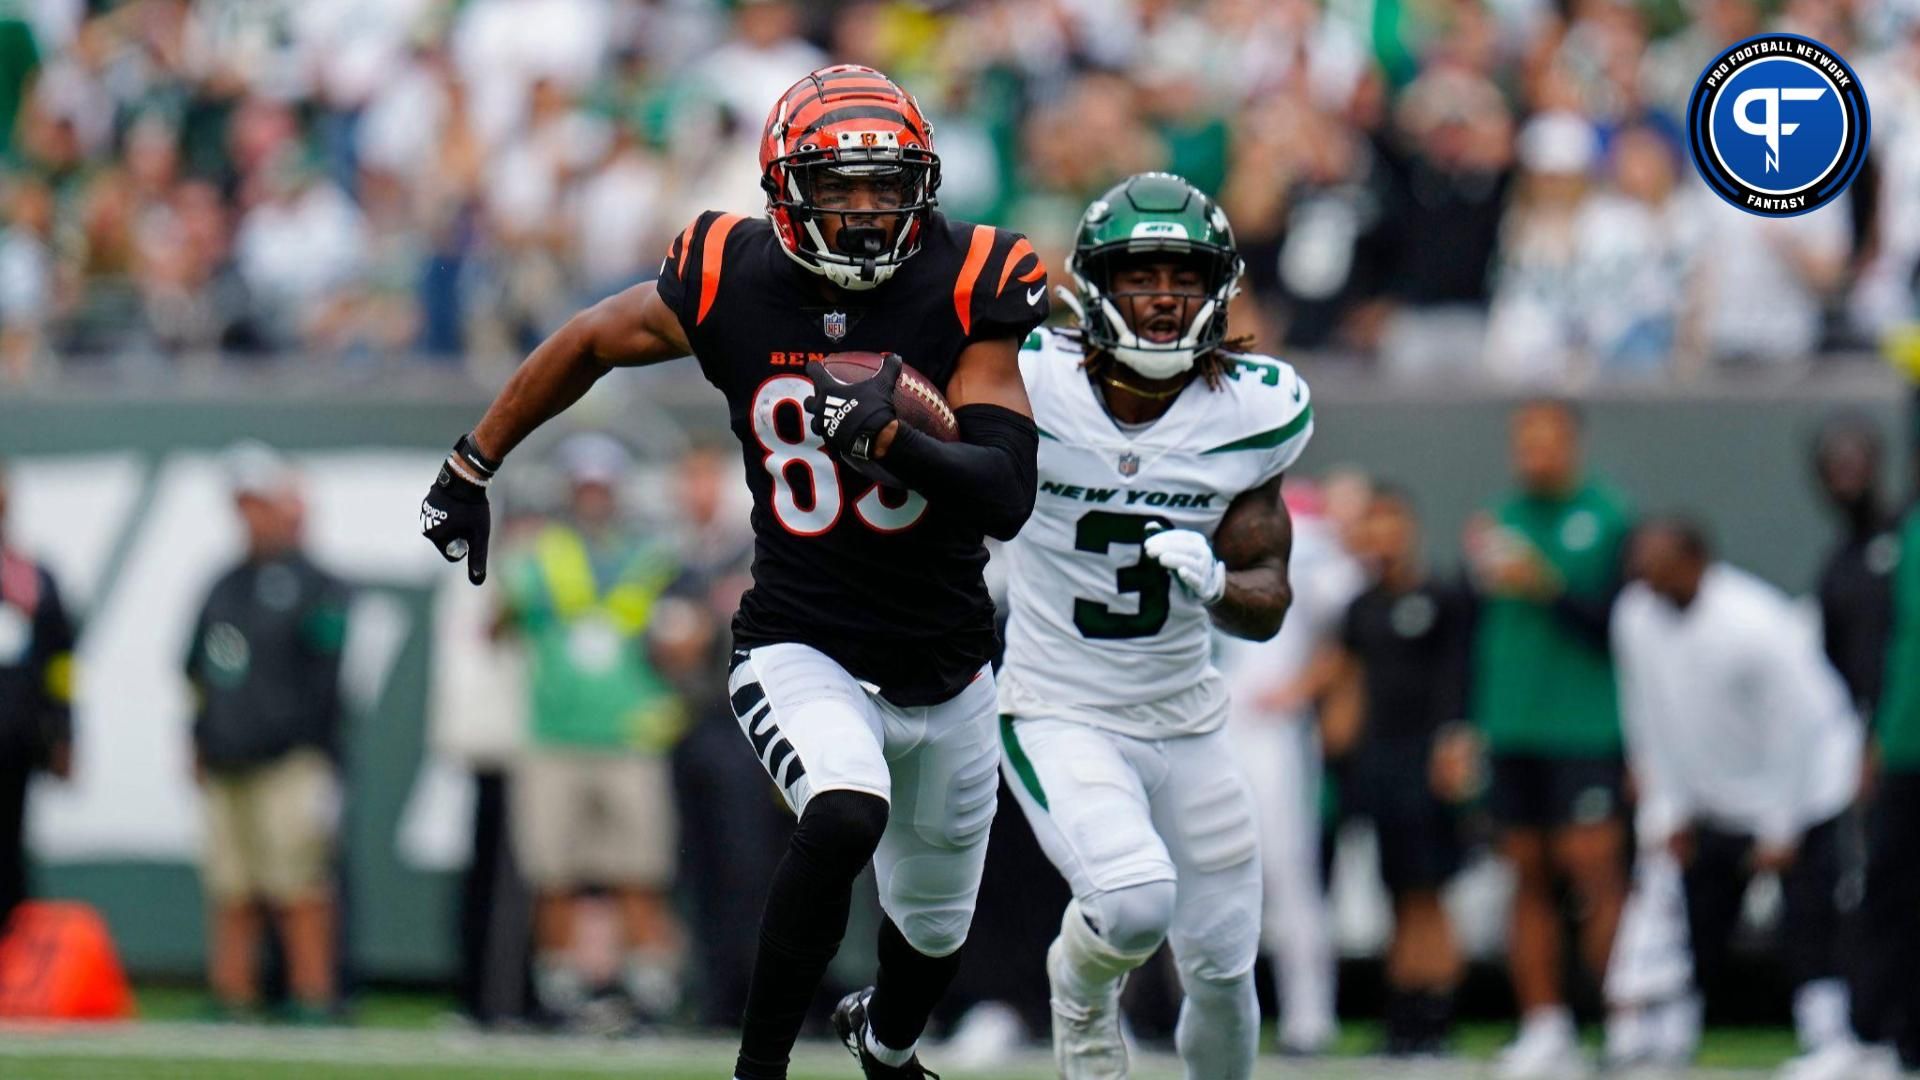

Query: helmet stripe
[
  {"left": 785, "top": 79, "right": 900, "bottom": 112},
  {"left": 952, "top": 226, "right": 995, "bottom": 336},
  {"left": 786, "top": 102, "right": 901, "bottom": 140},
  {"left": 786, "top": 85, "right": 900, "bottom": 120},
  {"left": 696, "top": 213, "right": 745, "bottom": 325},
  {"left": 803, "top": 68, "right": 890, "bottom": 88},
  {"left": 796, "top": 105, "right": 917, "bottom": 140},
  {"left": 787, "top": 68, "right": 898, "bottom": 98}
]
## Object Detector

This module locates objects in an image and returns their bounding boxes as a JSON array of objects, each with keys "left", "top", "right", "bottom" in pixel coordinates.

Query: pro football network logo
[{"left": 1687, "top": 33, "right": 1869, "bottom": 217}]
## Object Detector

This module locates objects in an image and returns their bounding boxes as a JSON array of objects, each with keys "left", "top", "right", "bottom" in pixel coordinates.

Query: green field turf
[
  {"left": 0, "top": 1021, "right": 1804, "bottom": 1080},
  {"left": 0, "top": 987, "right": 1805, "bottom": 1079}
]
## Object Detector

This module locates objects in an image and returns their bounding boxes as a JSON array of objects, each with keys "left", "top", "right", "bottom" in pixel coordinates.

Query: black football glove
[
  {"left": 805, "top": 353, "right": 906, "bottom": 488},
  {"left": 421, "top": 433, "right": 497, "bottom": 585}
]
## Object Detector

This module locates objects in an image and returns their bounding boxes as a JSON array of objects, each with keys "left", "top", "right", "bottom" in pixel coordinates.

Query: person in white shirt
[
  {"left": 1612, "top": 519, "right": 1872, "bottom": 1080},
  {"left": 1215, "top": 476, "right": 1368, "bottom": 1055}
]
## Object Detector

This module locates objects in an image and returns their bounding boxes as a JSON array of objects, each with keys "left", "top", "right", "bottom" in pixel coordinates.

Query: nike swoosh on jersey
[{"left": 1026, "top": 285, "right": 1045, "bottom": 305}]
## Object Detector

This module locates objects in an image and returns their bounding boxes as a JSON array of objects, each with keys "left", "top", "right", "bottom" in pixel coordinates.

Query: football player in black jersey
[{"left": 420, "top": 65, "right": 1048, "bottom": 1080}]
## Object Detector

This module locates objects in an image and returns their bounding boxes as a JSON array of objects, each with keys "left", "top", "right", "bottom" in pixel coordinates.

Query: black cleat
[{"left": 831, "top": 988, "right": 940, "bottom": 1079}]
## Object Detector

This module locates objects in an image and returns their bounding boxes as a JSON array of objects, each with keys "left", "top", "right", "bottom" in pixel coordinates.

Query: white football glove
[{"left": 1143, "top": 527, "right": 1227, "bottom": 605}]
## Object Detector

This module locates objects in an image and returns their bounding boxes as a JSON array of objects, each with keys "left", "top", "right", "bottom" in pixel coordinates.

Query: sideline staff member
[
  {"left": 0, "top": 460, "right": 78, "bottom": 929},
  {"left": 186, "top": 443, "right": 348, "bottom": 1020},
  {"left": 1328, "top": 484, "right": 1473, "bottom": 1056},
  {"left": 1462, "top": 400, "right": 1633, "bottom": 1080},
  {"left": 1614, "top": 519, "right": 1863, "bottom": 1070}
]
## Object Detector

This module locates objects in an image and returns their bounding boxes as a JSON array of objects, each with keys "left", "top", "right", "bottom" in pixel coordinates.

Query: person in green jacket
[
  {"left": 500, "top": 434, "right": 686, "bottom": 1028},
  {"left": 1855, "top": 502, "right": 1920, "bottom": 1072},
  {"left": 1460, "top": 400, "right": 1634, "bottom": 1078}
]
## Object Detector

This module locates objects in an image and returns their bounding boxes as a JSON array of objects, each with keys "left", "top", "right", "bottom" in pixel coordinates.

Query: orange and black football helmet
[{"left": 760, "top": 65, "right": 940, "bottom": 291}]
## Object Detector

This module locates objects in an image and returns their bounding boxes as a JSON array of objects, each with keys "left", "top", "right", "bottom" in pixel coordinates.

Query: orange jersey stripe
[
  {"left": 953, "top": 226, "right": 996, "bottom": 336},
  {"left": 697, "top": 214, "right": 744, "bottom": 326},
  {"left": 994, "top": 237, "right": 1044, "bottom": 295},
  {"left": 673, "top": 221, "right": 696, "bottom": 278}
]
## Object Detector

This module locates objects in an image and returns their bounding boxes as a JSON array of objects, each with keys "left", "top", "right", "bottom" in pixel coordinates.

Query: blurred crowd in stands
[{"left": 3, "top": 0, "right": 1920, "bottom": 385}]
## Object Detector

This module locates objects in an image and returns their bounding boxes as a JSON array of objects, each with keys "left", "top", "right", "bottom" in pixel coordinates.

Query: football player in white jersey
[{"left": 997, "top": 173, "right": 1313, "bottom": 1080}]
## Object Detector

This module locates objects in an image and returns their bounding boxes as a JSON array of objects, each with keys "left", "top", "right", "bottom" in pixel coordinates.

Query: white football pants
[
  {"left": 727, "top": 643, "right": 1000, "bottom": 957},
  {"left": 1002, "top": 716, "right": 1263, "bottom": 1078}
]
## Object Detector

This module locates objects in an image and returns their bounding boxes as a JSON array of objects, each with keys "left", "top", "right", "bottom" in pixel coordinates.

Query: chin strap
[
  {"left": 1056, "top": 284, "right": 1088, "bottom": 323},
  {"left": 1101, "top": 373, "right": 1185, "bottom": 400}
]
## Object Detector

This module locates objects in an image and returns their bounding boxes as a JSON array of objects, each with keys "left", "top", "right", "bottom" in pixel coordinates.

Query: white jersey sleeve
[{"left": 1208, "top": 355, "right": 1314, "bottom": 486}]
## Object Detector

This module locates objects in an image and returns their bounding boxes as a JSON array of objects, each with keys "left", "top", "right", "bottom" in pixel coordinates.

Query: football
[{"left": 815, "top": 351, "right": 960, "bottom": 442}]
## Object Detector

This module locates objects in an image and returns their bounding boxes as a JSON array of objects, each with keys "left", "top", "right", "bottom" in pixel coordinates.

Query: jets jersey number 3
[{"left": 1000, "top": 327, "right": 1313, "bottom": 734}]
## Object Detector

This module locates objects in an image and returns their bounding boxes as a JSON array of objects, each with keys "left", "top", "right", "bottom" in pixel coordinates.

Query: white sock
[
  {"left": 1794, "top": 978, "right": 1852, "bottom": 1051},
  {"left": 1651, "top": 993, "right": 1702, "bottom": 1063},
  {"left": 864, "top": 1026, "right": 916, "bottom": 1067},
  {"left": 1054, "top": 899, "right": 1153, "bottom": 1004},
  {"left": 1605, "top": 1005, "right": 1649, "bottom": 1063},
  {"left": 1175, "top": 972, "right": 1258, "bottom": 1080},
  {"left": 622, "top": 951, "right": 679, "bottom": 1016},
  {"left": 1519, "top": 1005, "right": 1575, "bottom": 1042},
  {"left": 533, "top": 953, "right": 586, "bottom": 1015}
]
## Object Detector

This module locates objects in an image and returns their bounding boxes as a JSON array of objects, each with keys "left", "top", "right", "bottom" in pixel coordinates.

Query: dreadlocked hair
[{"left": 1066, "top": 326, "right": 1260, "bottom": 391}]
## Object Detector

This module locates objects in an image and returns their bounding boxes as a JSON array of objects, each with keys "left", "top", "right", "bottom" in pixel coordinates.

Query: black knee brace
[{"left": 790, "top": 790, "right": 890, "bottom": 879}]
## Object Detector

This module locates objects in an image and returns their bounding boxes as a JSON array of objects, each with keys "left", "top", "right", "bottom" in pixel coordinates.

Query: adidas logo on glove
[{"left": 821, "top": 395, "right": 859, "bottom": 439}]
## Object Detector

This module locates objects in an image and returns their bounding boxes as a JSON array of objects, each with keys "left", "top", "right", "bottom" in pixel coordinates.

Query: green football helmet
[{"left": 1064, "top": 172, "right": 1244, "bottom": 380}]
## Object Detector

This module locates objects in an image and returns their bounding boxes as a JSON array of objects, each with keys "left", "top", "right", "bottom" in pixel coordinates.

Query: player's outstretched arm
[
  {"left": 1207, "top": 473, "right": 1295, "bottom": 640},
  {"left": 421, "top": 282, "right": 691, "bottom": 584},
  {"left": 470, "top": 281, "right": 691, "bottom": 461},
  {"left": 867, "top": 336, "right": 1039, "bottom": 541}
]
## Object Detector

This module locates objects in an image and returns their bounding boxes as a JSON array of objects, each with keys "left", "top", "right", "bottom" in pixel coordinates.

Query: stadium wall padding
[{"left": 0, "top": 380, "right": 1909, "bottom": 981}]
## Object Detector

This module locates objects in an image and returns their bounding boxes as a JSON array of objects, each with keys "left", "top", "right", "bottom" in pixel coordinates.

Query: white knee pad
[
  {"left": 1083, "top": 879, "right": 1178, "bottom": 957},
  {"left": 894, "top": 905, "right": 969, "bottom": 958},
  {"left": 885, "top": 843, "right": 991, "bottom": 958},
  {"left": 1055, "top": 895, "right": 1163, "bottom": 999}
]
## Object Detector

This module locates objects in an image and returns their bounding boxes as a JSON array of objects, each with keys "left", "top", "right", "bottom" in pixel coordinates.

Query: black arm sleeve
[{"left": 881, "top": 403, "right": 1038, "bottom": 542}]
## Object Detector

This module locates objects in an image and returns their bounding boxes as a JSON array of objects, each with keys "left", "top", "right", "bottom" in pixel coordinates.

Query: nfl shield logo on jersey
[
  {"left": 823, "top": 311, "right": 848, "bottom": 341},
  {"left": 1118, "top": 450, "right": 1140, "bottom": 477}
]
